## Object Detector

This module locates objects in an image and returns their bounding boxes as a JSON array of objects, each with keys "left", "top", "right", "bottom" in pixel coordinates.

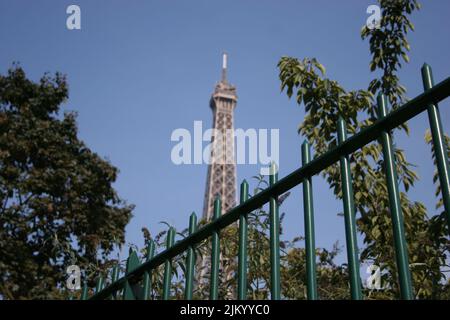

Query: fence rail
[{"left": 84, "top": 64, "right": 450, "bottom": 300}]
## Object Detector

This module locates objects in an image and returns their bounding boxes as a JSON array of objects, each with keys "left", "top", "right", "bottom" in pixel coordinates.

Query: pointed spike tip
[
  {"left": 377, "top": 93, "right": 386, "bottom": 105},
  {"left": 422, "top": 62, "right": 431, "bottom": 70}
]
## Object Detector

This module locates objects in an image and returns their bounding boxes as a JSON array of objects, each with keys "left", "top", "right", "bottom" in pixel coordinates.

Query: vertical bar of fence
[
  {"left": 185, "top": 212, "right": 197, "bottom": 300},
  {"left": 143, "top": 239, "right": 156, "bottom": 300},
  {"left": 302, "top": 141, "right": 318, "bottom": 300},
  {"left": 80, "top": 281, "right": 88, "bottom": 300},
  {"left": 422, "top": 64, "right": 450, "bottom": 231},
  {"left": 109, "top": 264, "right": 120, "bottom": 299},
  {"left": 162, "top": 227, "right": 175, "bottom": 300},
  {"left": 269, "top": 162, "right": 281, "bottom": 300},
  {"left": 95, "top": 276, "right": 104, "bottom": 294},
  {"left": 337, "top": 117, "right": 363, "bottom": 300},
  {"left": 210, "top": 197, "right": 221, "bottom": 300},
  {"left": 238, "top": 180, "right": 249, "bottom": 300},
  {"left": 123, "top": 249, "right": 141, "bottom": 300},
  {"left": 111, "top": 265, "right": 120, "bottom": 282},
  {"left": 377, "top": 94, "right": 414, "bottom": 300}
]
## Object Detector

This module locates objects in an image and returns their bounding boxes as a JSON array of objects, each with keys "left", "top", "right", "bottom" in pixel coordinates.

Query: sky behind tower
[{"left": 1, "top": 0, "right": 449, "bottom": 269}]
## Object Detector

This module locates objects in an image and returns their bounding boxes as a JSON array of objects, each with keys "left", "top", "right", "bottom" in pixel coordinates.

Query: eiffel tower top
[{"left": 213, "top": 52, "right": 237, "bottom": 100}]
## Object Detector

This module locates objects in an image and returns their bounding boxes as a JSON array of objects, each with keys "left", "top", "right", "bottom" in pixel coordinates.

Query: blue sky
[{"left": 1, "top": 0, "right": 449, "bottom": 272}]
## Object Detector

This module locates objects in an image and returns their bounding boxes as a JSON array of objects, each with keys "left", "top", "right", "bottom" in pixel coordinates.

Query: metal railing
[{"left": 84, "top": 64, "right": 450, "bottom": 300}]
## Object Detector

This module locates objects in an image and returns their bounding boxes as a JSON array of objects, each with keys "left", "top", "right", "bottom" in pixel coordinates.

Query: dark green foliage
[{"left": 0, "top": 66, "right": 133, "bottom": 299}]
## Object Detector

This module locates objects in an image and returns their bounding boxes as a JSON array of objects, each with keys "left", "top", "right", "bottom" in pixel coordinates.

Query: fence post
[
  {"left": 109, "top": 264, "right": 120, "bottom": 299},
  {"left": 95, "top": 276, "right": 104, "bottom": 294},
  {"left": 123, "top": 249, "right": 142, "bottom": 300},
  {"left": 210, "top": 197, "right": 221, "bottom": 300},
  {"left": 422, "top": 64, "right": 450, "bottom": 232},
  {"left": 80, "top": 281, "right": 88, "bottom": 300},
  {"left": 302, "top": 141, "right": 318, "bottom": 300},
  {"left": 185, "top": 212, "right": 197, "bottom": 300},
  {"left": 269, "top": 162, "right": 281, "bottom": 300},
  {"left": 143, "top": 239, "right": 156, "bottom": 300},
  {"left": 337, "top": 117, "right": 363, "bottom": 300},
  {"left": 377, "top": 94, "right": 414, "bottom": 300},
  {"left": 162, "top": 227, "right": 176, "bottom": 300},
  {"left": 238, "top": 180, "right": 249, "bottom": 300}
]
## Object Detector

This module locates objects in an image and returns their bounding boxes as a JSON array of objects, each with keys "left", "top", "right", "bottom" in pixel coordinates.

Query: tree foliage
[
  {"left": 277, "top": 0, "right": 449, "bottom": 299},
  {"left": 0, "top": 66, "right": 133, "bottom": 299}
]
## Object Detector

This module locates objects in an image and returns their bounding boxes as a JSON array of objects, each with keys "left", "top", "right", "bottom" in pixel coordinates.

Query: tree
[
  {"left": 0, "top": 66, "right": 134, "bottom": 299},
  {"left": 278, "top": 0, "right": 449, "bottom": 299}
]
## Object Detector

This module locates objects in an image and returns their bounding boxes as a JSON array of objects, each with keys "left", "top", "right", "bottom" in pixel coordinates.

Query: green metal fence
[{"left": 83, "top": 64, "right": 450, "bottom": 300}]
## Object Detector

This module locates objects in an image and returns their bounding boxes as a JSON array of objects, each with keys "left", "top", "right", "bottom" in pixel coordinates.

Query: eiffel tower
[
  {"left": 202, "top": 53, "right": 237, "bottom": 220},
  {"left": 198, "top": 54, "right": 237, "bottom": 297}
]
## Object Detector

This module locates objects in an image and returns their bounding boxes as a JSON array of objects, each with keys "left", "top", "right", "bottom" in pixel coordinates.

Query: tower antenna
[{"left": 221, "top": 52, "right": 227, "bottom": 83}]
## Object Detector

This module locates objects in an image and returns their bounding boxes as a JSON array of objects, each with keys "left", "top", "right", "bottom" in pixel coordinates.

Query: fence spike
[
  {"left": 269, "top": 162, "right": 281, "bottom": 300},
  {"left": 162, "top": 227, "right": 176, "bottom": 300},
  {"left": 377, "top": 94, "right": 414, "bottom": 300},
  {"left": 301, "top": 141, "right": 318, "bottom": 300},
  {"left": 108, "top": 264, "right": 120, "bottom": 300},
  {"left": 185, "top": 213, "right": 197, "bottom": 300},
  {"left": 80, "top": 281, "right": 88, "bottom": 300},
  {"left": 210, "top": 197, "right": 221, "bottom": 300},
  {"left": 337, "top": 117, "right": 363, "bottom": 300},
  {"left": 143, "top": 239, "right": 156, "bottom": 300},
  {"left": 123, "top": 250, "right": 141, "bottom": 300},
  {"left": 421, "top": 64, "right": 450, "bottom": 232},
  {"left": 95, "top": 276, "right": 104, "bottom": 294},
  {"left": 238, "top": 180, "right": 249, "bottom": 300}
]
